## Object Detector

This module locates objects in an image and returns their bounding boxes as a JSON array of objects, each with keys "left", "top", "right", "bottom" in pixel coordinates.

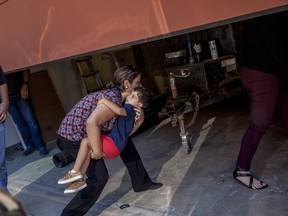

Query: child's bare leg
[
  {"left": 72, "top": 137, "right": 90, "bottom": 172},
  {"left": 58, "top": 138, "right": 90, "bottom": 185},
  {"left": 80, "top": 153, "right": 91, "bottom": 175}
]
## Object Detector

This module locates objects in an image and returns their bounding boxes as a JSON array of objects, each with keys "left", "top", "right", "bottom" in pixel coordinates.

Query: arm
[
  {"left": 86, "top": 104, "right": 116, "bottom": 159},
  {"left": 98, "top": 98, "right": 127, "bottom": 116},
  {"left": 20, "top": 69, "right": 30, "bottom": 100},
  {"left": 0, "top": 83, "right": 9, "bottom": 123}
]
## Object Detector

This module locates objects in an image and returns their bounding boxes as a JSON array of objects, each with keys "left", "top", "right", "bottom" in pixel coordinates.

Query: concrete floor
[{"left": 6, "top": 94, "right": 288, "bottom": 216}]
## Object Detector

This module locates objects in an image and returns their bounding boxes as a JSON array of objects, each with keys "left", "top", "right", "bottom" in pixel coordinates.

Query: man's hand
[
  {"left": 20, "top": 85, "right": 29, "bottom": 100},
  {"left": 0, "top": 82, "right": 9, "bottom": 123},
  {"left": 0, "top": 104, "right": 7, "bottom": 122}
]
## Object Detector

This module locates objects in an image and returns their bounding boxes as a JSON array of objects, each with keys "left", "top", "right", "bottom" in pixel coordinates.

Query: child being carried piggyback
[{"left": 58, "top": 87, "right": 152, "bottom": 194}]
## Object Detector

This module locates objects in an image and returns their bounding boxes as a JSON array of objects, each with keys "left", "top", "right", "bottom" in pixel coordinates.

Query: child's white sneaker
[
  {"left": 58, "top": 171, "right": 83, "bottom": 184},
  {"left": 64, "top": 179, "right": 87, "bottom": 194}
]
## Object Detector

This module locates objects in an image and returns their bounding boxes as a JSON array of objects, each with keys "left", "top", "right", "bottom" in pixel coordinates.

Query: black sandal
[{"left": 233, "top": 168, "right": 268, "bottom": 190}]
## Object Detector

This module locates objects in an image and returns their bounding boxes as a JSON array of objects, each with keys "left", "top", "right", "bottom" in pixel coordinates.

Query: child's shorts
[{"left": 101, "top": 135, "right": 120, "bottom": 158}]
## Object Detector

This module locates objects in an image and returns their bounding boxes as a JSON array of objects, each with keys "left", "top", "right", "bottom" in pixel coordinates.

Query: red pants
[
  {"left": 101, "top": 135, "right": 120, "bottom": 158},
  {"left": 236, "top": 67, "right": 288, "bottom": 170}
]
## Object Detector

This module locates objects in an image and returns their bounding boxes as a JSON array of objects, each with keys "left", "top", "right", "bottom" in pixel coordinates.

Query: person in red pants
[{"left": 233, "top": 11, "right": 288, "bottom": 189}]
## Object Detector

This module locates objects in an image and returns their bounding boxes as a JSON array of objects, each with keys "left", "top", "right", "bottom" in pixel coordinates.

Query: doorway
[{"left": 29, "top": 70, "right": 66, "bottom": 143}]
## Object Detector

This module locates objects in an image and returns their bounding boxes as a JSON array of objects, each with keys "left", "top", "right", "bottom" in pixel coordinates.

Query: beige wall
[
  {"left": 30, "top": 53, "right": 116, "bottom": 112},
  {"left": 5, "top": 53, "right": 116, "bottom": 146}
]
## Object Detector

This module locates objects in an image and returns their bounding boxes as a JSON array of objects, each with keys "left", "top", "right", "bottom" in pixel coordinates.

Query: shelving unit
[{"left": 166, "top": 55, "right": 245, "bottom": 106}]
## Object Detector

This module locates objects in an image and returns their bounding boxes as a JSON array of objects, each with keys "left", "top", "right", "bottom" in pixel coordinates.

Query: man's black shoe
[
  {"left": 134, "top": 182, "right": 163, "bottom": 192},
  {"left": 22, "top": 147, "right": 36, "bottom": 156}
]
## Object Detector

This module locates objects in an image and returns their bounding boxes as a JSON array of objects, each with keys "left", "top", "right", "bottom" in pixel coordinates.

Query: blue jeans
[
  {"left": 0, "top": 123, "right": 8, "bottom": 192},
  {"left": 8, "top": 95, "right": 47, "bottom": 152}
]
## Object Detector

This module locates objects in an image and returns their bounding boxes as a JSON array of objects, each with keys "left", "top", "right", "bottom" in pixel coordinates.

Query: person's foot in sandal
[{"left": 233, "top": 167, "right": 268, "bottom": 190}]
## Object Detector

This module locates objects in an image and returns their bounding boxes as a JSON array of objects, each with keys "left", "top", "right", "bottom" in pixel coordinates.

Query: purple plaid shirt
[{"left": 57, "top": 87, "right": 122, "bottom": 141}]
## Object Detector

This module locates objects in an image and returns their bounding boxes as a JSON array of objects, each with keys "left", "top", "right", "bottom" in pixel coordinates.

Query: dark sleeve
[
  {"left": 0, "top": 66, "right": 7, "bottom": 85},
  {"left": 259, "top": 13, "right": 288, "bottom": 71},
  {"left": 242, "top": 12, "right": 288, "bottom": 74}
]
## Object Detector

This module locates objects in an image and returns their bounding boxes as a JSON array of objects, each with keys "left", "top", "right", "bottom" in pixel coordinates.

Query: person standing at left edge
[
  {"left": 0, "top": 65, "right": 9, "bottom": 193},
  {"left": 6, "top": 69, "right": 48, "bottom": 157}
]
